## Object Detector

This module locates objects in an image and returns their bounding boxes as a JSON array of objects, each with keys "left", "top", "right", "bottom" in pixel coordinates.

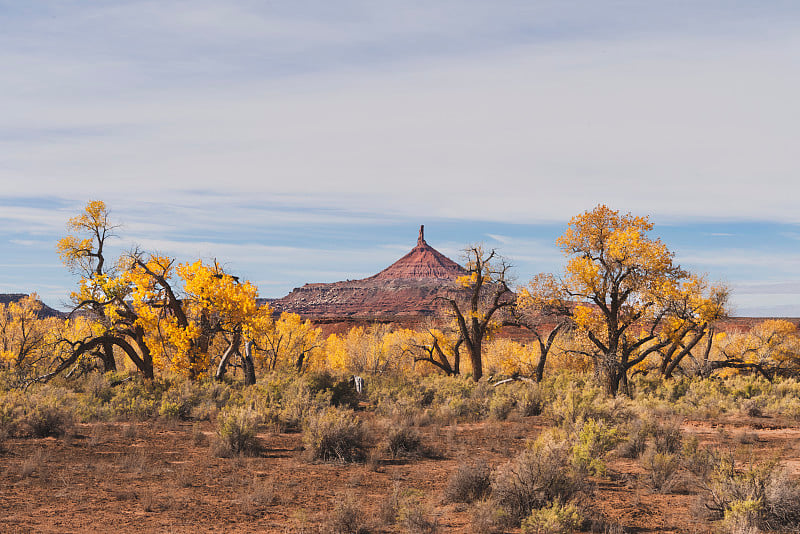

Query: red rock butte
[{"left": 272, "top": 226, "right": 467, "bottom": 320}]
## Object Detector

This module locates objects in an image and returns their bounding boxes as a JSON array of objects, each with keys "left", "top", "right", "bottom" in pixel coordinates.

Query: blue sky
[{"left": 1, "top": 1, "right": 799, "bottom": 316}]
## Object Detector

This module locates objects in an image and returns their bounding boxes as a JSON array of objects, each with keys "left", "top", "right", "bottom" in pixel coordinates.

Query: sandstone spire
[{"left": 272, "top": 226, "right": 467, "bottom": 319}]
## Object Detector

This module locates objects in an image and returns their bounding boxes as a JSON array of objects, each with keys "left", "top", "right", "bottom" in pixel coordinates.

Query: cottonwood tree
[
  {"left": 408, "top": 321, "right": 464, "bottom": 376},
  {"left": 53, "top": 201, "right": 270, "bottom": 384},
  {"left": 709, "top": 320, "right": 800, "bottom": 380},
  {"left": 56, "top": 201, "right": 155, "bottom": 378},
  {"left": 513, "top": 273, "right": 573, "bottom": 382},
  {"left": 125, "top": 254, "right": 272, "bottom": 382},
  {"left": 555, "top": 205, "right": 728, "bottom": 395},
  {"left": 440, "top": 245, "right": 515, "bottom": 381},
  {"left": 0, "top": 294, "right": 61, "bottom": 384},
  {"left": 256, "top": 312, "right": 322, "bottom": 373}
]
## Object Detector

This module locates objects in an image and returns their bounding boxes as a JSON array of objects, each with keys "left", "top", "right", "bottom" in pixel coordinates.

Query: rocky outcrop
[{"left": 273, "top": 226, "right": 467, "bottom": 319}]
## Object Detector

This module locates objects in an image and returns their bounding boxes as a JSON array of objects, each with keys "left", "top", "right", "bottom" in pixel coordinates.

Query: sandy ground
[{"left": 2, "top": 413, "right": 799, "bottom": 533}]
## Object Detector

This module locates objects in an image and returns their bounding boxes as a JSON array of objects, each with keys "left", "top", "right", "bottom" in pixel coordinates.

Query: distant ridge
[
  {"left": 0, "top": 293, "right": 66, "bottom": 319},
  {"left": 273, "top": 226, "right": 466, "bottom": 319}
]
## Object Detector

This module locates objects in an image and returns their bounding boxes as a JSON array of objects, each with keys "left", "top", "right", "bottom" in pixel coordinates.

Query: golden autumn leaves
[{"left": 43, "top": 200, "right": 798, "bottom": 391}]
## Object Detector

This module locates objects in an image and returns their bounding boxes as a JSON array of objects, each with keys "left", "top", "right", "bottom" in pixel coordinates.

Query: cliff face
[{"left": 273, "top": 226, "right": 467, "bottom": 319}]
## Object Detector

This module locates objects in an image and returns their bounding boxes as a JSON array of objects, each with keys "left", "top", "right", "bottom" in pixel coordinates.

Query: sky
[{"left": 1, "top": 1, "right": 800, "bottom": 316}]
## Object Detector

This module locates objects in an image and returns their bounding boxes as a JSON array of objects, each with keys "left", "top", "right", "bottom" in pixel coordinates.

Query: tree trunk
[
  {"left": 215, "top": 332, "right": 241, "bottom": 380},
  {"left": 469, "top": 343, "right": 482, "bottom": 381},
  {"left": 100, "top": 339, "right": 117, "bottom": 372},
  {"left": 598, "top": 354, "right": 622, "bottom": 396},
  {"left": 242, "top": 340, "right": 256, "bottom": 386}
]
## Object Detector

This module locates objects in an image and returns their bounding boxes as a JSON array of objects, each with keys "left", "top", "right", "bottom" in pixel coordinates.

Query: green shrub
[
  {"left": 109, "top": 379, "right": 160, "bottom": 420},
  {"left": 520, "top": 501, "right": 582, "bottom": 534},
  {"left": 571, "top": 418, "right": 621, "bottom": 476},
  {"left": 722, "top": 499, "right": 762, "bottom": 534},
  {"left": 215, "top": 406, "right": 261, "bottom": 456},
  {"left": 303, "top": 408, "right": 366, "bottom": 463}
]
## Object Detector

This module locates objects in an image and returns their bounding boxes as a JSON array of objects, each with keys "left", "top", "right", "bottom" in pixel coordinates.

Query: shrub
[
  {"left": 444, "top": 461, "right": 492, "bottom": 503},
  {"left": 518, "top": 385, "right": 544, "bottom": 417},
  {"left": 764, "top": 468, "right": 800, "bottom": 528},
  {"left": 23, "top": 401, "right": 74, "bottom": 438},
  {"left": 215, "top": 406, "right": 261, "bottom": 456},
  {"left": 386, "top": 425, "right": 423, "bottom": 459},
  {"left": 571, "top": 418, "right": 621, "bottom": 476},
  {"left": 378, "top": 485, "right": 401, "bottom": 525},
  {"left": 520, "top": 501, "right": 583, "bottom": 534},
  {"left": 641, "top": 450, "right": 681, "bottom": 493},
  {"left": 650, "top": 420, "right": 682, "bottom": 454},
  {"left": 109, "top": 379, "right": 160, "bottom": 419},
  {"left": 277, "top": 379, "right": 331, "bottom": 431},
  {"left": 305, "top": 371, "right": 360, "bottom": 409},
  {"left": 489, "top": 393, "right": 516, "bottom": 421},
  {"left": 492, "top": 430, "right": 588, "bottom": 524},
  {"left": 741, "top": 399, "right": 763, "bottom": 418},
  {"left": 681, "top": 436, "right": 715, "bottom": 479},
  {"left": 702, "top": 455, "right": 800, "bottom": 529},
  {"left": 470, "top": 501, "right": 508, "bottom": 534},
  {"left": 722, "top": 499, "right": 762, "bottom": 534},
  {"left": 327, "top": 493, "right": 370, "bottom": 534},
  {"left": 618, "top": 419, "right": 648, "bottom": 459},
  {"left": 397, "top": 490, "right": 438, "bottom": 534},
  {"left": 303, "top": 408, "right": 366, "bottom": 463},
  {"left": 159, "top": 380, "right": 203, "bottom": 420}
]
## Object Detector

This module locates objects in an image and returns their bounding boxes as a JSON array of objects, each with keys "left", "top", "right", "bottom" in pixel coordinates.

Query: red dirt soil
[{"left": 2, "top": 413, "right": 798, "bottom": 533}]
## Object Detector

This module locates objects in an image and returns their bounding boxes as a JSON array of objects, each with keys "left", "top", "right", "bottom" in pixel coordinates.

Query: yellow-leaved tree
[
  {"left": 55, "top": 201, "right": 269, "bottom": 383},
  {"left": 440, "top": 245, "right": 515, "bottom": 381},
  {"left": 555, "top": 205, "right": 728, "bottom": 395},
  {"left": 713, "top": 320, "right": 800, "bottom": 380},
  {"left": 125, "top": 254, "right": 272, "bottom": 382},
  {"left": 256, "top": 312, "right": 321, "bottom": 373},
  {"left": 0, "top": 294, "right": 61, "bottom": 385},
  {"left": 56, "top": 201, "right": 156, "bottom": 378}
]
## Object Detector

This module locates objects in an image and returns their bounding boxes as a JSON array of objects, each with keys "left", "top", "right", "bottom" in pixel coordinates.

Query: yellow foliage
[
  {"left": 319, "top": 325, "right": 417, "bottom": 375},
  {"left": 255, "top": 312, "right": 319, "bottom": 373},
  {"left": 483, "top": 338, "right": 540, "bottom": 377}
]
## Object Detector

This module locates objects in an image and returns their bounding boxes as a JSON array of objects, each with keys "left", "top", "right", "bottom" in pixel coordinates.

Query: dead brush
[
  {"left": 640, "top": 448, "right": 682, "bottom": 494},
  {"left": 617, "top": 419, "right": 648, "bottom": 459},
  {"left": 240, "top": 476, "right": 277, "bottom": 517},
  {"left": 325, "top": 492, "right": 371, "bottom": 534},
  {"left": 386, "top": 425, "right": 423, "bottom": 459},
  {"left": 398, "top": 492, "right": 439, "bottom": 534},
  {"left": 444, "top": 461, "right": 492, "bottom": 503},
  {"left": 120, "top": 449, "right": 153, "bottom": 474},
  {"left": 650, "top": 419, "right": 683, "bottom": 454},
  {"left": 18, "top": 447, "right": 48, "bottom": 479}
]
